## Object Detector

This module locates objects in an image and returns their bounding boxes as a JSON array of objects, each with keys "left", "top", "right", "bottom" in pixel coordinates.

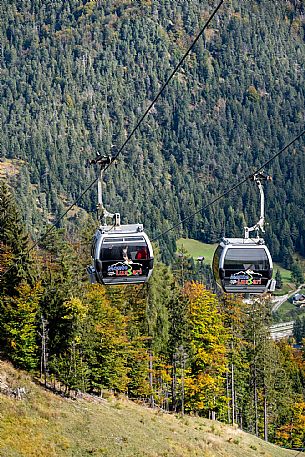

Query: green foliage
[
  {"left": 38, "top": 228, "right": 84, "bottom": 362},
  {"left": 291, "top": 262, "right": 304, "bottom": 287},
  {"left": 275, "top": 269, "right": 283, "bottom": 289},
  {"left": 1, "top": 1, "right": 305, "bottom": 447},
  {"left": 82, "top": 286, "right": 131, "bottom": 393},
  {"left": 49, "top": 346, "right": 90, "bottom": 394},
  {"left": 246, "top": 86, "right": 261, "bottom": 103},
  {"left": 0, "top": 283, "right": 41, "bottom": 370},
  {"left": 0, "top": 183, "right": 33, "bottom": 295},
  {"left": 1, "top": 190, "right": 305, "bottom": 449},
  {"left": 145, "top": 262, "right": 174, "bottom": 354},
  {"left": 293, "top": 316, "right": 305, "bottom": 344},
  {"left": 172, "top": 246, "right": 196, "bottom": 286},
  {"left": 274, "top": 341, "right": 305, "bottom": 448},
  {"left": 1, "top": 0, "right": 305, "bottom": 264}
]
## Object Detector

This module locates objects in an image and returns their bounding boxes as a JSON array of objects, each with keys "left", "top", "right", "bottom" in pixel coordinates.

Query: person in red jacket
[{"left": 135, "top": 247, "right": 148, "bottom": 260}]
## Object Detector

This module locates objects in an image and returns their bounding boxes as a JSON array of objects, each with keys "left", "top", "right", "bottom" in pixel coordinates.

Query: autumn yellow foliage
[{"left": 182, "top": 282, "right": 228, "bottom": 414}]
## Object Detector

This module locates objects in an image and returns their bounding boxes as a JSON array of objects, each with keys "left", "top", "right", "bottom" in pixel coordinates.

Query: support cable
[
  {"left": 293, "top": 448, "right": 305, "bottom": 457},
  {"left": 1, "top": 0, "right": 225, "bottom": 267},
  {"left": 1, "top": 0, "right": 304, "bottom": 277},
  {"left": 1, "top": 132, "right": 304, "bottom": 282},
  {"left": 151, "top": 129, "right": 305, "bottom": 242}
]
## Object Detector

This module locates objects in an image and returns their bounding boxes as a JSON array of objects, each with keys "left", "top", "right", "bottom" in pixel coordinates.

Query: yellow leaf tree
[{"left": 183, "top": 282, "right": 228, "bottom": 417}]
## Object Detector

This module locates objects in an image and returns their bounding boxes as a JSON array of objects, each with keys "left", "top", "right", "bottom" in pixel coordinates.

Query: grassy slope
[
  {"left": 0, "top": 361, "right": 302, "bottom": 457},
  {"left": 176, "top": 238, "right": 218, "bottom": 266}
]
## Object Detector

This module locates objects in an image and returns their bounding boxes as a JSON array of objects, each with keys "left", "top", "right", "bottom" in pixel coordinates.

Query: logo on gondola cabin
[
  {"left": 107, "top": 261, "right": 143, "bottom": 277},
  {"left": 229, "top": 270, "right": 262, "bottom": 286}
]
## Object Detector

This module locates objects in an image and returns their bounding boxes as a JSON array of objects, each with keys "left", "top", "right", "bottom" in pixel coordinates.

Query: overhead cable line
[
  {"left": 151, "top": 129, "right": 305, "bottom": 242},
  {"left": 292, "top": 448, "right": 305, "bottom": 457},
  {"left": 109, "top": 0, "right": 225, "bottom": 165},
  {"left": 13, "top": 0, "right": 226, "bottom": 250},
  {"left": 0, "top": 0, "right": 225, "bottom": 279}
]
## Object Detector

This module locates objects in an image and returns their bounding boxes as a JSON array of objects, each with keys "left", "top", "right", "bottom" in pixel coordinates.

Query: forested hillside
[
  {"left": 1, "top": 1, "right": 305, "bottom": 452},
  {"left": 1, "top": 0, "right": 305, "bottom": 262},
  {"left": 1, "top": 183, "right": 305, "bottom": 450}
]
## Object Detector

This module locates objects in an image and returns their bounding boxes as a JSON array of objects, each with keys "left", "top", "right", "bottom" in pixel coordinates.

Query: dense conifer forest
[
  {"left": 1, "top": 0, "right": 305, "bottom": 261},
  {"left": 1, "top": 0, "right": 305, "bottom": 451},
  {"left": 1, "top": 182, "right": 305, "bottom": 448}
]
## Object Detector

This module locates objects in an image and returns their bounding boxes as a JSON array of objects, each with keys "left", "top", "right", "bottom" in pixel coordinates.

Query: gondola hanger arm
[
  {"left": 87, "top": 154, "right": 120, "bottom": 226},
  {"left": 244, "top": 173, "right": 272, "bottom": 239}
]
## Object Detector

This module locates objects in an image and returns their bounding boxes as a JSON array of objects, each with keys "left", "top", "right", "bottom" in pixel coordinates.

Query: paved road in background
[
  {"left": 270, "top": 283, "right": 305, "bottom": 339},
  {"left": 271, "top": 284, "right": 305, "bottom": 313},
  {"left": 271, "top": 294, "right": 289, "bottom": 313}
]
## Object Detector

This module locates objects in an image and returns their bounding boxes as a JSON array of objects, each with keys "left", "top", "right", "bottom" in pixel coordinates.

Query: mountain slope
[
  {"left": 0, "top": 360, "right": 302, "bottom": 457},
  {"left": 1, "top": 0, "right": 305, "bottom": 263}
]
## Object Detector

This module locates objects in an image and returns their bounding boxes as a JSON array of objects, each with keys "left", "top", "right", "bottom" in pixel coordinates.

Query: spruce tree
[
  {"left": 293, "top": 317, "right": 303, "bottom": 345},
  {"left": 275, "top": 269, "right": 283, "bottom": 289},
  {"left": 291, "top": 262, "right": 304, "bottom": 287},
  {"left": 0, "top": 183, "right": 33, "bottom": 295}
]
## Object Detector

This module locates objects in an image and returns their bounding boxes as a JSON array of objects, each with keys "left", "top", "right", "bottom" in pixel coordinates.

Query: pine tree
[
  {"left": 291, "top": 262, "right": 304, "bottom": 287},
  {"left": 172, "top": 246, "right": 195, "bottom": 286},
  {"left": 38, "top": 229, "right": 81, "bottom": 359},
  {"left": 0, "top": 183, "right": 33, "bottom": 295},
  {"left": 275, "top": 269, "right": 283, "bottom": 289},
  {"left": 293, "top": 317, "right": 303, "bottom": 344},
  {"left": 145, "top": 262, "right": 173, "bottom": 354}
]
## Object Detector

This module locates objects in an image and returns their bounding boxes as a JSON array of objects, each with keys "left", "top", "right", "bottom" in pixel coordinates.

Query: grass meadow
[{"left": 0, "top": 361, "right": 302, "bottom": 457}]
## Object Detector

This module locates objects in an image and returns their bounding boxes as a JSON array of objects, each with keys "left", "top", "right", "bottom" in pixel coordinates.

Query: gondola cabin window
[
  {"left": 101, "top": 237, "right": 148, "bottom": 262},
  {"left": 224, "top": 248, "right": 269, "bottom": 271}
]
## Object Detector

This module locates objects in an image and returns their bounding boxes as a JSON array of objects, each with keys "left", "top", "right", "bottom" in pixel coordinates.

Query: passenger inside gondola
[
  {"left": 101, "top": 243, "right": 150, "bottom": 262},
  {"left": 135, "top": 247, "right": 148, "bottom": 259}
]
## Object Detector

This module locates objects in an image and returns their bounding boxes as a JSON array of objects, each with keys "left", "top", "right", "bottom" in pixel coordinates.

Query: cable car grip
[{"left": 244, "top": 172, "right": 272, "bottom": 240}]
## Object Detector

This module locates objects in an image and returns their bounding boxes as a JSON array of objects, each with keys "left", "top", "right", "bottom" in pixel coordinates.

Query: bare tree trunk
[
  {"left": 178, "top": 346, "right": 187, "bottom": 415},
  {"left": 250, "top": 304, "right": 259, "bottom": 438},
  {"left": 226, "top": 370, "right": 231, "bottom": 424},
  {"left": 172, "top": 354, "right": 177, "bottom": 412},
  {"left": 231, "top": 361, "right": 235, "bottom": 424},
  {"left": 149, "top": 350, "right": 154, "bottom": 408},
  {"left": 264, "top": 386, "right": 268, "bottom": 441},
  {"left": 254, "top": 371, "right": 258, "bottom": 436},
  {"left": 40, "top": 315, "right": 49, "bottom": 387}
]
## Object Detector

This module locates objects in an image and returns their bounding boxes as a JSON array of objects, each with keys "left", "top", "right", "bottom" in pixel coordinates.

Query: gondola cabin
[
  {"left": 87, "top": 223, "right": 154, "bottom": 285},
  {"left": 212, "top": 238, "right": 275, "bottom": 294}
]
